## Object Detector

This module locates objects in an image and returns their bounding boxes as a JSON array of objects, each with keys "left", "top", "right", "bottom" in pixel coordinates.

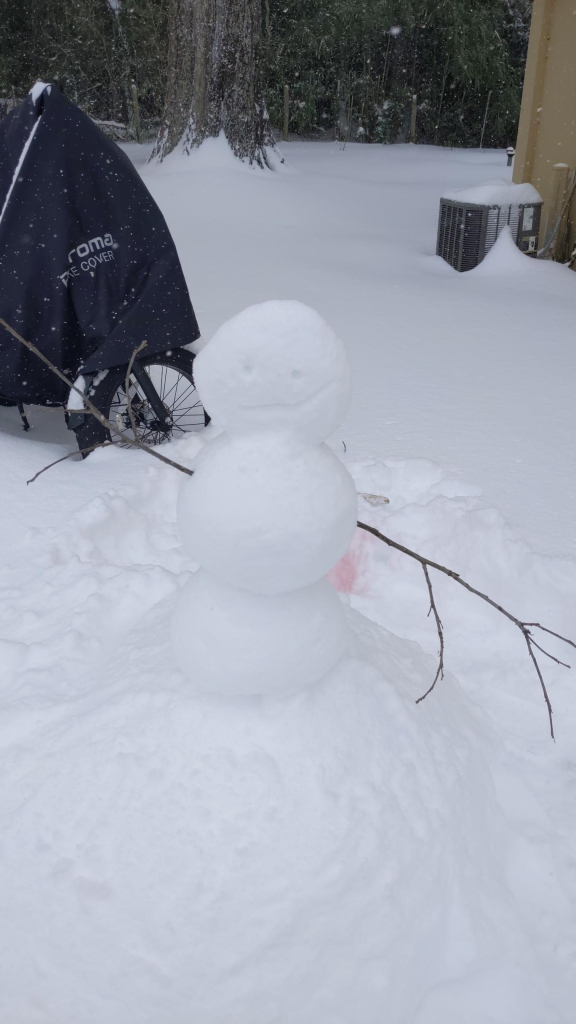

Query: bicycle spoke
[
  {"left": 107, "top": 362, "right": 204, "bottom": 448},
  {"left": 170, "top": 387, "right": 199, "bottom": 415}
]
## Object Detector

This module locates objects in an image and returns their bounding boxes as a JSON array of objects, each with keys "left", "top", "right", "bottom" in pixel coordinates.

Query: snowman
[{"left": 171, "top": 300, "right": 359, "bottom": 695}]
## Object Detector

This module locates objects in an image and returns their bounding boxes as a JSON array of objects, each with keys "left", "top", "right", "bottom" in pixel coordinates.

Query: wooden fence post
[
  {"left": 410, "top": 94, "right": 417, "bottom": 143},
  {"left": 283, "top": 85, "right": 289, "bottom": 141},
  {"left": 131, "top": 82, "right": 141, "bottom": 144}
]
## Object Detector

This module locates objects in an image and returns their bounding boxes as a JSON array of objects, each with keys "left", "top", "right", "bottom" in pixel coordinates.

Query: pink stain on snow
[{"left": 328, "top": 527, "right": 378, "bottom": 595}]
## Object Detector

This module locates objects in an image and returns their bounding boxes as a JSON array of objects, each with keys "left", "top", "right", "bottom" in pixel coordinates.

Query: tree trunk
[{"left": 153, "top": 0, "right": 274, "bottom": 167}]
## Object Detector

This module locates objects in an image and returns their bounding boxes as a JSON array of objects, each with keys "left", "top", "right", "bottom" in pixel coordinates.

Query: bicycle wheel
[{"left": 74, "top": 348, "right": 207, "bottom": 454}]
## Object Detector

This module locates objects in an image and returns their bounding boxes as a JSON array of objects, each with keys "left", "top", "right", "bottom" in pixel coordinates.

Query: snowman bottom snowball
[{"left": 171, "top": 571, "right": 349, "bottom": 697}]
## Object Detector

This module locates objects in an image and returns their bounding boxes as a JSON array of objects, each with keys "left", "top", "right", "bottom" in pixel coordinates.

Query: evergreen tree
[
  {"left": 0, "top": 0, "right": 169, "bottom": 129},
  {"left": 263, "top": 0, "right": 531, "bottom": 148},
  {"left": 0, "top": 0, "right": 531, "bottom": 150}
]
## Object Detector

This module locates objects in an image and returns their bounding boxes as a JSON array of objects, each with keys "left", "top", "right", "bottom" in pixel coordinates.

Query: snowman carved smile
[{"left": 238, "top": 379, "right": 337, "bottom": 412}]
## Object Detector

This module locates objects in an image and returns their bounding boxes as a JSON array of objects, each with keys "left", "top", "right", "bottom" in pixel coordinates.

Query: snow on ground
[
  {"left": 141, "top": 138, "right": 576, "bottom": 559},
  {"left": 0, "top": 141, "right": 575, "bottom": 1022}
]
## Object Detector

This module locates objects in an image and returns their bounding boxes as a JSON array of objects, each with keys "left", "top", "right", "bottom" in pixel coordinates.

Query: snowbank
[
  {"left": 469, "top": 224, "right": 532, "bottom": 274},
  {"left": 0, "top": 438, "right": 573, "bottom": 1022},
  {"left": 0, "top": 600, "right": 523, "bottom": 1024}
]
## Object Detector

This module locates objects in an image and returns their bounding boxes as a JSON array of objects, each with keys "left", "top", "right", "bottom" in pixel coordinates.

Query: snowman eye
[
  {"left": 242, "top": 364, "right": 254, "bottom": 377},
  {"left": 291, "top": 369, "right": 302, "bottom": 379}
]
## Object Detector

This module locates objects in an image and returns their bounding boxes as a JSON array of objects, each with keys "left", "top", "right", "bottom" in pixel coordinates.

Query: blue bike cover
[{"left": 0, "top": 84, "right": 200, "bottom": 405}]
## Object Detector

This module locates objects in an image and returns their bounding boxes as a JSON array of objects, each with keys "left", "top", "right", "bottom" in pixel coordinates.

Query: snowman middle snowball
[{"left": 172, "top": 300, "right": 358, "bottom": 696}]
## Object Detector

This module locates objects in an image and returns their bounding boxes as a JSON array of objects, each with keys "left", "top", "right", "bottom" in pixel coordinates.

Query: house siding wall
[{"left": 514, "top": 0, "right": 576, "bottom": 263}]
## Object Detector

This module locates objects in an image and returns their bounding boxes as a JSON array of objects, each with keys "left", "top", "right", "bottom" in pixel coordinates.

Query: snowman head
[{"left": 193, "top": 300, "right": 351, "bottom": 445}]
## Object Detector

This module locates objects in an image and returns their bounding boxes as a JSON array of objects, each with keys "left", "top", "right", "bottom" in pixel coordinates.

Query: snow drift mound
[
  {"left": 0, "top": 601, "right": 557, "bottom": 1024},
  {"left": 0, "top": 441, "right": 572, "bottom": 1024}
]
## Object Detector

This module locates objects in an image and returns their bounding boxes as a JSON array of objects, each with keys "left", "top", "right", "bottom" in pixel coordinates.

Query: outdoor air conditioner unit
[{"left": 436, "top": 182, "right": 543, "bottom": 272}]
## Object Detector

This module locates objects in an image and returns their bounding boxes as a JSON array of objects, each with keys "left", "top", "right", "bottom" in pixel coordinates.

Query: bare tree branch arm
[{"left": 357, "top": 520, "right": 573, "bottom": 740}]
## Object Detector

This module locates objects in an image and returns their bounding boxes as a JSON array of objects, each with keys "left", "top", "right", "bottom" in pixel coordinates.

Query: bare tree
[{"left": 152, "top": 0, "right": 274, "bottom": 167}]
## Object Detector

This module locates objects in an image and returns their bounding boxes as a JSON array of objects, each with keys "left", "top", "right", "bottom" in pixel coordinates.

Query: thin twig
[
  {"left": 357, "top": 520, "right": 572, "bottom": 740},
  {"left": 524, "top": 634, "right": 554, "bottom": 737},
  {"left": 529, "top": 638, "right": 570, "bottom": 669},
  {"left": 124, "top": 339, "right": 148, "bottom": 440},
  {"left": 524, "top": 623, "right": 576, "bottom": 652},
  {"left": 0, "top": 318, "right": 193, "bottom": 477},
  {"left": 26, "top": 442, "right": 114, "bottom": 484},
  {"left": 416, "top": 563, "right": 444, "bottom": 703}
]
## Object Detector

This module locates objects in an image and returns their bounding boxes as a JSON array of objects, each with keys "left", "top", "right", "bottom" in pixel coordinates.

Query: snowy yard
[{"left": 1, "top": 141, "right": 575, "bottom": 1022}]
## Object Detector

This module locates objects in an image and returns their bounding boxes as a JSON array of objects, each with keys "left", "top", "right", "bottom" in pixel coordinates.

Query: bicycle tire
[{"left": 74, "top": 348, "right": 207, "bottom": 455}]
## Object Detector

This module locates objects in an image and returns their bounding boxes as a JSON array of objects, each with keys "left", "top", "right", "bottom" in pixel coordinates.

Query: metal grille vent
[{"left": 437, "top": 198, "right": 542, "bottom": 271}]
